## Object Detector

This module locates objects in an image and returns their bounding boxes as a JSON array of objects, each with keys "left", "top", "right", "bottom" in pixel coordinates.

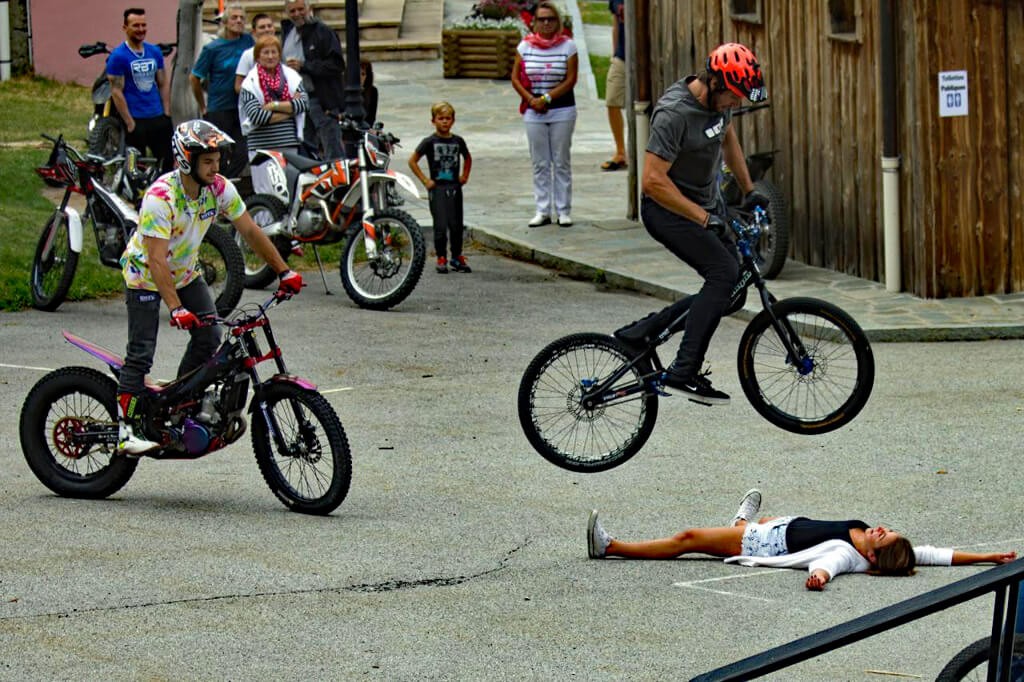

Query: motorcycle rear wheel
[
  {"left": 31, "top": 210, "right": 79, "bottom": 311},
  {"left": 235, "top": 194, "right": 290, "bottom": 289},
  {"left": 19, "top": 367, "right": 138, "bottom": 499},
  {"left": 340, "top": 208, "right": 426, "bottom": 311},
  {"left": 251, "top": 384, "right": 352, "bottom": 515},
  {"left": 87, "top": 116, "right": 124, "bottom": 185}
]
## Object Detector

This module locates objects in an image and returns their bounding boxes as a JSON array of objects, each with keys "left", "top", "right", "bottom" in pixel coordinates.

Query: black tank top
[{"left": 785, "top": 518, "right": 869, "bottom": 553}]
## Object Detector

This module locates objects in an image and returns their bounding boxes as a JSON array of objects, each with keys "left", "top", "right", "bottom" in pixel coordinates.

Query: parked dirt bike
[
  {"left": 18, "top": 291, "right": 352, "bottom": 515},
  {"left": 720, "top": 102, "right": 790, "bottom": 279},
  {"left": 240, "top": 116, "right": 426, "bottom": 311},
  {"left": 31, "top": 133, "right": 244, "bottom": 316},
  {"left": 518, "top": 207, "right": 875, "bottom": 473},
  {"left": 77, "top": 40, "right": 176, "bottom": 166}
]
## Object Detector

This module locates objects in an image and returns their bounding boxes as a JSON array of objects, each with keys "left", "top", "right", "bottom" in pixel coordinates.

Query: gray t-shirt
[{"left": 646, "top": 75, "right": 733, "bottom": 210}]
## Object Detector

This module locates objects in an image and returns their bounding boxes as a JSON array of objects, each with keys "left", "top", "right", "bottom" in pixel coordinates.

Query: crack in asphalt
[{"left": 0, "top": 541, "right": 529, "bottom": 621}]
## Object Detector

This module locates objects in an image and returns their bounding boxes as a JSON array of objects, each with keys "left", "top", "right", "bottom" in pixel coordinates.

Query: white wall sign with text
[{"left": 939, "top": 70, "right": 968, "bottom": 117}]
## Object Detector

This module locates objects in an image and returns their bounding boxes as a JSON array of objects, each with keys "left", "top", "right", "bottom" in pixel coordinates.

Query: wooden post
[{"left": 171, "top": 0, "right": 203, "bottom": 124}]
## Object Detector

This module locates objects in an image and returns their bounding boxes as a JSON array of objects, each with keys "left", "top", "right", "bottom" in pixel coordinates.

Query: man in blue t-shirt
[
  {"left": 189, "top": 4, "right": 254, "bottom": 177},
  {"left": 106, "top": 7, "right": 173, "bottom": 171}
]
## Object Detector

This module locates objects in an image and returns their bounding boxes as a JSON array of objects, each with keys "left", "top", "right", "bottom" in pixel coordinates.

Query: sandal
[{"left": 600, "top": 159, "right": 627, "bottom": 171}]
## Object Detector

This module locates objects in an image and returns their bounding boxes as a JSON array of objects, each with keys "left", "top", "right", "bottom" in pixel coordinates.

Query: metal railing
[{"left": 691, "top": 558, "right": 1024, "bottom": 682}]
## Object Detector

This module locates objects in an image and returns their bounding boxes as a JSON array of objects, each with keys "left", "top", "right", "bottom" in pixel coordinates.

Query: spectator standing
[
  {"left": 190, "top": 3, "right": 253, "bottom": 177},
  {"left": 234, "top": 13, "right": 278, "bottom": 93},
  {"left": 601, "top": 0, "right": 627, "bottom": 171},
  {"left": 238, "top": 35, "right": 309, "bottom": 160},
  {"left": 281, "top": 0, "right": 345, "bottom": 160},
  {"left": 360, "top": 59, "right": 379, "bottom": 126},
  {"left": 408, "top": 102, "right": 473, "bottom": 274},
  {"left": 106, "top": 7, "right": 173, "bottom": 171},
  {"left": 511, "top": 2, "right": 579, "bottom": 228}
]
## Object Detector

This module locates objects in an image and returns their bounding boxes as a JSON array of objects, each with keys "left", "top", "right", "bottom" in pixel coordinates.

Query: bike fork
[{"left": 357, "top": 147, "right": 378, "bottom": 259}]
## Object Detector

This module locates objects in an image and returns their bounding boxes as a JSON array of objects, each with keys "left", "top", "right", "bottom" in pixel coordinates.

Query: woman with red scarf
[
  {"left": 511, "top": 2, "right": 579, "bottom": 228},
  {"left": 238, "top": 34, "right": 310, "bottom": 158}
]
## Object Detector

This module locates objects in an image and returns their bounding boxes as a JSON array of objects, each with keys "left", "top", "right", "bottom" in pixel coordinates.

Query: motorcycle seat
[{"left": 279, "top": 149, "right": 325, "bottom": 172}]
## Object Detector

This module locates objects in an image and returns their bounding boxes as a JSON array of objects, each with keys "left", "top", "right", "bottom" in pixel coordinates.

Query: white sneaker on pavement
[
  {"left": 117, "top": 422, "right": 159, "bottom": 456},
  {"left": 528, "top": 213, "right": 551, "bottom": 227},
  {"left": 730, "top": 489, "right": 762, "bottom": 527},
  {"left": 587, "top": 509, "right": 613, "bottom": 559}
]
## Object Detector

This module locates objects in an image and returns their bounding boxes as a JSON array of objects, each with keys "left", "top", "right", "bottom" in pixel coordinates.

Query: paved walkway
[{"left": 371, "top": 1, "right": 1024, "bottom": 342}]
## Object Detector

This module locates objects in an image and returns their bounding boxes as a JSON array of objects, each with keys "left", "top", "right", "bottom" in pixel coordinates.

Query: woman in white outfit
[
  {"left": 511, "top": 2, "right": 578, "bottom": 228},
  {"left": 586, "top": 490, "right": 1017, "bottom": 591}
]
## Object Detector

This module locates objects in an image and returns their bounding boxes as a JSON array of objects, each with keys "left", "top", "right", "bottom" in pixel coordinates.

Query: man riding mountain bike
[
  {"left": 117, "top": 120, "right": 303, "bottom": 454},
  {"left": 618, "top": 42, "right": 770, "bottom": 406}
]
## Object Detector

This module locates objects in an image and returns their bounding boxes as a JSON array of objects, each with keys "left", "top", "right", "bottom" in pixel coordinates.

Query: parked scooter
[
  {"left": 31, "top": 133, "right": 244, "bottom": 316},
  {"left": 240, "top": 116, "right": 426, "bottom": 311},
  {"left": 720, "top": 102, "right": 790, "bottom": 279}
]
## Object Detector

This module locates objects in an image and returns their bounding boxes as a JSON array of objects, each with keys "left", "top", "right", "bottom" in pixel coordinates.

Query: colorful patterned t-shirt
[{"left": 121, "top": 171, "right": 245, "bottom": 291}]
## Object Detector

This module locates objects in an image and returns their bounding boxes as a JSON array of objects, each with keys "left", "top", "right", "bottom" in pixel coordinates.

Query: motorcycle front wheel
[
  {"left": 340, "top": 207, "right": 426, "bottom": 311},
  {"left": 199, "top": 222, "right": 245, "bottom": 316},
  {"left": 19, "top": 366, "right": 138, "bottom": 498},
  {"left": 235, "top": 194, "right": 290, "bottom": 290},
  {"left": 251, "top": 384, "right": 352, "bottom": 515},
  {"left": 31, "top": 210, "right": 79, "bottom": 311}
]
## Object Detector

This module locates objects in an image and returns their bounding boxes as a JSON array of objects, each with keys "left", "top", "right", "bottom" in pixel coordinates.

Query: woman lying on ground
[{"left": 586, "top": 489, "right": 1017, "bottom": 591}]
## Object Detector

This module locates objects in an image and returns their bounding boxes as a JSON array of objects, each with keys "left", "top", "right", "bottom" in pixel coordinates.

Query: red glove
[
  {"left": 170, "top": 306, "right": 200, "bottom": 330},
  {"left": 278, "top": 269, "right": 303, "bottom": 295}
]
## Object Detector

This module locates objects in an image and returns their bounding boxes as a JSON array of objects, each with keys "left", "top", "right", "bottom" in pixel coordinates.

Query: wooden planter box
[{"left": 442, "top": 29, "right": 521, "bottom": 80}]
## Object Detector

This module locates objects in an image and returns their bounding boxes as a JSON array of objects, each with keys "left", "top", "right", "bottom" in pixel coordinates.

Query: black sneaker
[{"left": 661, "top": 367, "right": 730, "bottom": 405}]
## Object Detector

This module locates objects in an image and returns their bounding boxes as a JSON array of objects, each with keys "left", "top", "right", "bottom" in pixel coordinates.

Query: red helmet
[{"left": 706, "top": 43, "right": 766, "bottom": 102}]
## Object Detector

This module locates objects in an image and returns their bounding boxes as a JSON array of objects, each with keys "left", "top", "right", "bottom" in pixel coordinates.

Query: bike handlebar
[{"left": 193, "top": 290, "right": 295, "bottom": 329}]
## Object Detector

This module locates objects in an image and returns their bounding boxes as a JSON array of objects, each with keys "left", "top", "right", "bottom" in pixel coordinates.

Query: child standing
[{"left": 408, "top": 102, "right": 473, "bottom": 273}]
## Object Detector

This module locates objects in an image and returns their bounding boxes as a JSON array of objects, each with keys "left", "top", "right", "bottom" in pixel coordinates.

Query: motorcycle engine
[{"left": 295, "top": 202, "right": 328, "bottom": 238}]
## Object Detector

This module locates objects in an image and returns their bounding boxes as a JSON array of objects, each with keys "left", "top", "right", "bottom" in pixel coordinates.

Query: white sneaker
[
  {"left": 557, "top": 214, "right": 573, "bottom": 227},
  {"left": 587, "top": 509, "right": 613, "bottom": 559},
  {"left": 730, "top": 489, "right": 762, "bottom": 527},
  {"left": 118, "top": 422, "right": 159, "bottom": 456},
  {"left": 528, "top": 213, "right": 551, "bottom": 227}
]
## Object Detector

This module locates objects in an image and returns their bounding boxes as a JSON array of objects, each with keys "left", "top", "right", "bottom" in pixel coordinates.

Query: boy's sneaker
[
  {"left": 661, "top": 366, "right": 730, "bottom": 405},
  {"left": 587, "top": 509, "right": 613, "bottom": 559},
  {"left": 450, "top": 256, "right": 472, "bottom": 273},
  {"left": 436, "top": 257, "right": 449, "bottom": 274},
  {"left": 730, "top": 489, "right": 762, "bottom": 527}
]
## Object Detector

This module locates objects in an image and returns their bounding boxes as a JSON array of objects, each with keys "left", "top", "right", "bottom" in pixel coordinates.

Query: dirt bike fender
[
  {"left": 341, "top": 171, "right": 421, "bottom": 207},
  {"left": 65, "top": 207, "right": 85, "bottom": 254},
  {"left": 385, "top": 170, "right": 422, "bottom": 199},
  {"left": 249, "top": 374, "right": 318, "bottom": 405}
]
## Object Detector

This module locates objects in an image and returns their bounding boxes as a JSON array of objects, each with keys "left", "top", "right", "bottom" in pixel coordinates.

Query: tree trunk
[{"left": 171, "top": 0, "right": 203, "bottom": 124}]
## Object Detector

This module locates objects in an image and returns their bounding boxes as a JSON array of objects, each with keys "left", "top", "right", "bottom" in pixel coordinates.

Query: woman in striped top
[
  {"left": 511, "top": 2, "right": 579, "bottom": 228},
  {"left": 238, "top": 34, "right": 309, "bottom": 159}
]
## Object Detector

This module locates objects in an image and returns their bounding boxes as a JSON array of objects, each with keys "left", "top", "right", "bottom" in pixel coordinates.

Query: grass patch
[
  {"left": 0, "top": 76, "right": 93, "bottom": 145},
  {"left": 590, "top": 54, "right": 610, "bottom": 101},
  {"left": 579, "top": 0, "right": 614, "bottom": 26}
]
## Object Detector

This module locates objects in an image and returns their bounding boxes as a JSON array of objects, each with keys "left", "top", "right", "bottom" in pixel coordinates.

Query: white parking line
[
  {"left": 673, "top": 569, "right": 786, "bottom": 602},
  {"left": 319, "top": 387, "right": 354, "bottom": 394},
  {"left": 0, "top": 362, "right": 55, "bottom": 372}
]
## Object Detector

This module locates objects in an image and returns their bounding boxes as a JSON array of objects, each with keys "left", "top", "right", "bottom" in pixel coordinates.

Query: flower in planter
[{"left": 471, "top": 0, "right": 529, "bottom": 20}]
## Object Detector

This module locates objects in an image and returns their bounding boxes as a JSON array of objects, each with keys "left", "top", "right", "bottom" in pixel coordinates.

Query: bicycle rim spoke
[{"left": 45, "top": 391, "right": 114, "bottom": 476}]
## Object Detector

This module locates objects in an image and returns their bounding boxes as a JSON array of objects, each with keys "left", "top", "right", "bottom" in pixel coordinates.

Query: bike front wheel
[
  {"left": 936, "top": 635, "right": 1024, "bottom": 681},
  {"left": 19, "top": 366, "right": 138, "bottom": 498},
  {"left": 199, "top": 222, "right": 245, "bottom": 316},
  {"left": 738, "top": 297, "right": 874, "bottom": 434},
  {"left": 251, "top": 384, "right": 352, "bottom": 515},
  {"left": 340, "top": 208, "right": 426, "bottom": 311},
  {"left": 518, "top": 333, "right": 659, "bottom": 473},
  {"left": 31, "top": 210, "right": 79, "bottom": 311}
]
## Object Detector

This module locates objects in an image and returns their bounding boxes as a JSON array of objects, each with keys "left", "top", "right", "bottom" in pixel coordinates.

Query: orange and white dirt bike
[{"left": 239, "top": 116, "right": 426, "bottom": 311}]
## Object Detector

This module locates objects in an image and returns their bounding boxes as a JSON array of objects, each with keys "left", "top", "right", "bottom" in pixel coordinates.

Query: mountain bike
[{"left": 517, "top": 207, "right": 876, "bottom": 473}]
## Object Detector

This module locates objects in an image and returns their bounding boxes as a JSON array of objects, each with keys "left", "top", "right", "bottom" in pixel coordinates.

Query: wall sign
[{"left": 939, "top": 70, "right": 968, "bottom": 117}]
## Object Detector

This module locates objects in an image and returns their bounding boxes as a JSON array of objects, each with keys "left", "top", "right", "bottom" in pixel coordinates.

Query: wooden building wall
[{"left": 644, "top": 0, "right": 1024, "bottom": 298}]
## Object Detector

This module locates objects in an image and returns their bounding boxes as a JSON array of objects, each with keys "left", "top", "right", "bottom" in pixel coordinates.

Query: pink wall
[{"left": 31, "top": 1, "right": 179, "bottom": 86}]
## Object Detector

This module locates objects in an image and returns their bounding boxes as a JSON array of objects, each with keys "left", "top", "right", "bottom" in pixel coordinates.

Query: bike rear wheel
[
  {"left": 235, "top": 194, "right": 290, "bottom": 289},
  {"left": 738, "top": 297, "right": 874, "bottom": 434},
  {"left": 936, "top": 635, "right": 1024, "bottom": 681},
  {"left": 340, "top": 208, "right": 426, "bottom": 311},
  {"left": 31, "top": 210, "right": 79, "bottom": 311},
  {"left": 19, "top": 367, "right": 138, "bottom": 498},
  {"left": 199, "top": 222, "right": 245, "bottom": 316},
  {"left": 251, "top": 384, "right": 352, "bottom": 515},
  {"left": 518, "top": 333, "right": 659, "bottom": 473}
]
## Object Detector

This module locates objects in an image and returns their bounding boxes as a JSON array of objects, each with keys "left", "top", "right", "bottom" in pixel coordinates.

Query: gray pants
[{"left": 117, "top": 279, "right": 221, "bottom": 395}]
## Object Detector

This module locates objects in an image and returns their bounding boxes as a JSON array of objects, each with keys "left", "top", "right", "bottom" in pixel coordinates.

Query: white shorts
[{"left": 740, "top": 516, "right": 794, "bottom": 557}]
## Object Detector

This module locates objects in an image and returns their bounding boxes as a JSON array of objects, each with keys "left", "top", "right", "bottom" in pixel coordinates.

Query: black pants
[
  {"left": 641, "top": 196, "right": 738, "bottom": 376},
  {"left": 118, "top": 279, "right": 221, "bottom": 396},
  {"left": 204, "top": 109, "right": 248, "bottom": 178},
  {"left": 126, "top": 114, "right": 174, "bottom": 173},
  {"left": 429, "top": 185, "right": 464, "bottom": 260}
]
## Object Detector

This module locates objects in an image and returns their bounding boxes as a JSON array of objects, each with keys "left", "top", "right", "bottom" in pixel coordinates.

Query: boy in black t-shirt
[{"left": 408, "top": 102, "right": 473, "bottom": 273}]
